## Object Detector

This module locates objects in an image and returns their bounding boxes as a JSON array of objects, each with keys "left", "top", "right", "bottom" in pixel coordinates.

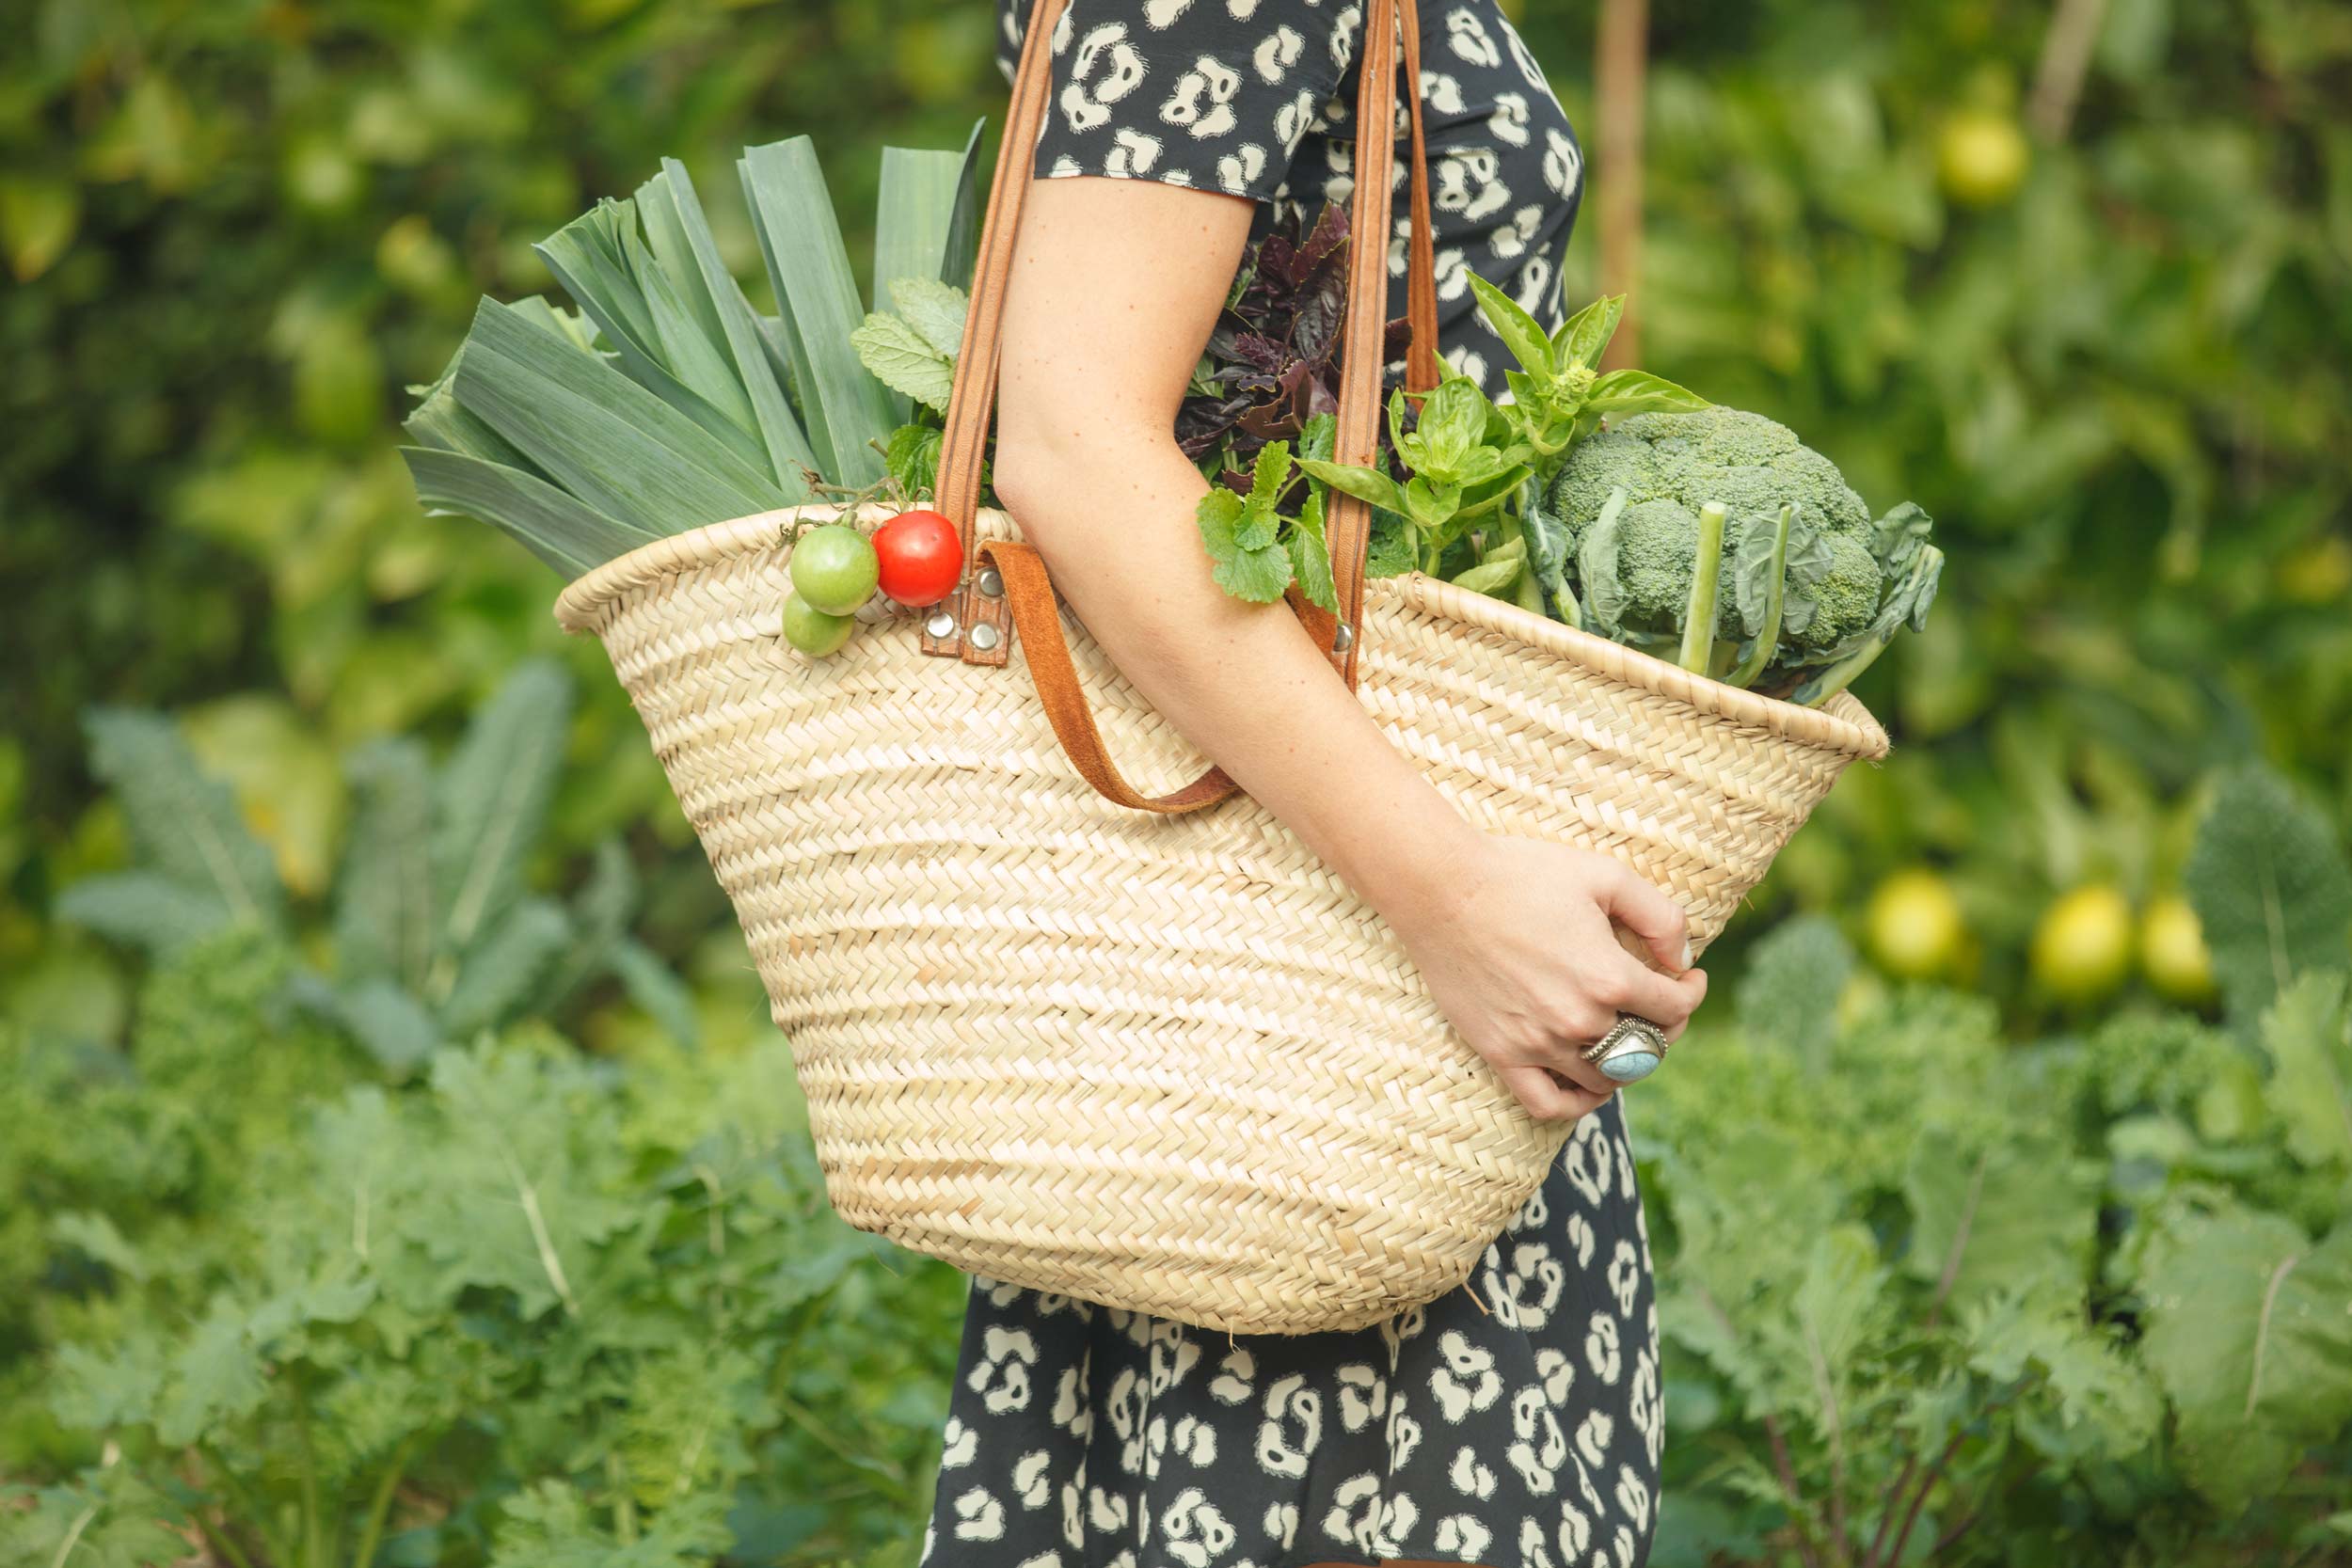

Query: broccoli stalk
[
  {"left": 1677, "top": 501, "right": 1728, "bottom": 675},
  {"left": 1724, "top": 503, "right": 1794, "bottom": 689}
]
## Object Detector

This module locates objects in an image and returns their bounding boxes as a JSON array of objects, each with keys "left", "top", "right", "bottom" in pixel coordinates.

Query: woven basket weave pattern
[{"left": 559, "top": 505, "right": 1886, "bottom": 1334}]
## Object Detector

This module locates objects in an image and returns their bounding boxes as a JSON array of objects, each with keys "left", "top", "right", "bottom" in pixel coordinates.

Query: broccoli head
[
  {"left": 1546, "top": 406, "right": 1939, "bottom": 701},
  {"left": 1551, "top": 407, "right": 1870, "bottom": 544}
]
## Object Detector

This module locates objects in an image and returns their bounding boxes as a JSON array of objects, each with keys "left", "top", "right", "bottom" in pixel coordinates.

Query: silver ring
[{"left": 1581, "top": 1014, "right": 1669, "bottom": 1084}]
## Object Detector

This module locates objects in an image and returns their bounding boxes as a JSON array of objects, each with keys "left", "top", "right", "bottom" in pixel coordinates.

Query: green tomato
[
  {"left": 790, "top": 524, "right": 880, "bottom": 615},
  {"left": 781, "top": 592, "right": 855, "bottom": 658}
]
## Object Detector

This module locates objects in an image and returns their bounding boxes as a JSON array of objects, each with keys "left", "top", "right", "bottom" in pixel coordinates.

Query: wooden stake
[{"left": 1595, "top": 0, "right": 1649, "bottom": 370}]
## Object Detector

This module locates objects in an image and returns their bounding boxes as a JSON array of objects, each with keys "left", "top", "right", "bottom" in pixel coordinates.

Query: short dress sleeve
[{"left": 992, "top": 0, "right": 1361, "bottom": 204}]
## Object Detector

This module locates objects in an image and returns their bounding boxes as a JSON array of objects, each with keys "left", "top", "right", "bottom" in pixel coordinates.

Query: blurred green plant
[
  {"left": 56, "top": 660, "right": 697, "bottom": 1071},
  {"left": 3, "top": 946, "right": 962, "bottom": 1567},
  {"left": 1641, "top": 763, "right": 2352, "bottom": 1567}
]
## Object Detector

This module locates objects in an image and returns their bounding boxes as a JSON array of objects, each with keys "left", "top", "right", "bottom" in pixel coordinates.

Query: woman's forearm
[{"left": 993, "top": 427, "right": 1479, "bottom": 927}]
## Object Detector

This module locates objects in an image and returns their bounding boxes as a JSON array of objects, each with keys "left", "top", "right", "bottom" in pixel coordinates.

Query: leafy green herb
[{"left": 1197, "top": 439, "right": 1335, "bottom": 607}]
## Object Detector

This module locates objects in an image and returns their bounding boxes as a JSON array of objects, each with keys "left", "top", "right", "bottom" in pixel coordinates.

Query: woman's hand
[{"left": 1382, "top": 832, "right": 1708, "bottom": 1122}]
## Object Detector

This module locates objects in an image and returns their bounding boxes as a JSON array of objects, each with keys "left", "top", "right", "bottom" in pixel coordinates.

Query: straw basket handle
[{"left": 920, "top": 0, "right": 1443, "bottom": 815}]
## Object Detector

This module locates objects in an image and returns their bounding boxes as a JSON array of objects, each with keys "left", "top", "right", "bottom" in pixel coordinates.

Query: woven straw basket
[
  {"left": 552, "top": 0, "right": 1890, "bottom": 1333},
  {"left": 553, "top": 503, "right": 1887, "bottom": 1333}
]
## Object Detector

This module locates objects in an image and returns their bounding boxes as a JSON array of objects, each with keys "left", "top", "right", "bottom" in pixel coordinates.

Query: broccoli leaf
[
  {"left": 1871, "top": 501, "right": 1936, "bottom": 577},
  {"left": 2138, "top": 1205, "right": 2352, "bottom": 1513},
  {"left": 1575, "top": 487, "right": 1633, "bottom": 636},
  {"left": 1519, "top": 489, "right": 1581, "bottom": 628}
]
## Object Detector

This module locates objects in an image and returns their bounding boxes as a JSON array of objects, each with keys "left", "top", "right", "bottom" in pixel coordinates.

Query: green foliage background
[{"left": 4, "top": 0, "right": 2349, "bottom": 1564}]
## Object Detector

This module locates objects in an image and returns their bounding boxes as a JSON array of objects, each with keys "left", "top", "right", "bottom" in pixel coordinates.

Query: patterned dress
[{"left": 920, "top": 4, "right": 1661, "bottom": 1566}]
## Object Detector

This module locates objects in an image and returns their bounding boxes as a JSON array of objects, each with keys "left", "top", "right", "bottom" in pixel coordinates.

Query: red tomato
[{"left": 872, "top": 509, "right": 964, "bottom": 608}]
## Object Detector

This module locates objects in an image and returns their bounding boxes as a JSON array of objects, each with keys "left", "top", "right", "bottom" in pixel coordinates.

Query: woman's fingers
[
  {"left": 1498, "top": 1063, "right": 1612, "bottom": 1122},
  {"left": 1603, "top": 958, "right": 1708, "bottom": 1034},
  {"left": 1595, "top": 861, "right": 1692, "bottom": 974}
]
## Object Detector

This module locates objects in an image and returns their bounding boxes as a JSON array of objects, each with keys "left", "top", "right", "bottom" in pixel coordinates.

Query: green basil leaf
[
  {"left": 1406, "top": 475, "right": 1464, "bottom": 532},
  {"left": 1417, "top": 378, "right": 1491, "bottom": 472},
  {"left": 1297, "top": 457, "right": 1409, "bottom": 516},
  {"left": 1450, "top": 555, "right": 1525, "bottom": 598},
  {"left": 1554, "top": 294, "right": 1625, "bottom": 369},
  {"left": 1585, "top": 368, "right": 1711, "bottom": 416},
  {"left": 1467, "top": 271, "right": 1552, "bottom": 377}
]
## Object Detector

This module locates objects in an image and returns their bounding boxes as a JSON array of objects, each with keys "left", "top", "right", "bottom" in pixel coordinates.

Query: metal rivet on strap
[
  {"left": 925, "top": 610, "right": 958, "bottom": 639},
  {"left": 1331, "top": 622, "right": 1356, "bottom": 654},
  {"left": 969, "top": 622, "right": 1002, "bottom": 652},
  {"left": 977, "top": 567, "right": 1004, "bottom": 598}
]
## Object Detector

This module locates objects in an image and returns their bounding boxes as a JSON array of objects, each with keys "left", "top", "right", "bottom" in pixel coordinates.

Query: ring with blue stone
[{"left": 1582, "top": 1014, "right": 1669, "bottom": 1084}]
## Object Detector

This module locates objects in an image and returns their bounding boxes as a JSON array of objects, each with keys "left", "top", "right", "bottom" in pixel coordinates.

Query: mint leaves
[{"left": 1194, "top": 436, "right": 1339, "bottom": 610}]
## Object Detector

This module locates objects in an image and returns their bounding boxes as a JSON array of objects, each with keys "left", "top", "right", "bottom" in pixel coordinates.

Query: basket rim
[{"left": 553, "top": 504, "right": 1892, "bottom": 762}]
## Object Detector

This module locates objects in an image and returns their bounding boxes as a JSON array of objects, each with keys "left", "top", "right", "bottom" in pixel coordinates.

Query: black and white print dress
[{"left": 921, "top": 5, "right": 1660, "bottom": 1568}]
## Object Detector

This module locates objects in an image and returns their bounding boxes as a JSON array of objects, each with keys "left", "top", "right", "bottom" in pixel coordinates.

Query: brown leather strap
[
  {"left": 930, "top": 0, "right": 1440, "bottom": 810},
  {"left": 1315, "top": 0, "right": 1444, "bottom": 690},
  {"left": 921, "top": 0, "right": 1071, "bottom": 664},
  {"left": 980, "top": 540, "right": 1242, "bottom": 814}
]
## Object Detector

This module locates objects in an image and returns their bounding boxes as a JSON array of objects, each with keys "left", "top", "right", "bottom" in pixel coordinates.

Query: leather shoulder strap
[{"left": 923, "top": 0, "right": 1443, "bottom": 814}]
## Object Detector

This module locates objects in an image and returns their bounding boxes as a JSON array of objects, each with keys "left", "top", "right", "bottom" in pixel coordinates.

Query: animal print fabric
[
  {"left": 988, "top": 0, "right": 1587, "bottom": 387},
  {"left": 918, "top": 5, "right": 1653, "bottom": 1565},
  {"left": 918, "top": 1107, "right": 1665, "bottom": 1568}
]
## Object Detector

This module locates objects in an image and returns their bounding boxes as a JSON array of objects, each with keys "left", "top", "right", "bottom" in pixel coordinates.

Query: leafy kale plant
[
  {"left": 55, "top": 660, "right": 696, "bottom": 1069},
  {"left": 1643, "top": 763, "right": 2352, "bottom": 1566}
]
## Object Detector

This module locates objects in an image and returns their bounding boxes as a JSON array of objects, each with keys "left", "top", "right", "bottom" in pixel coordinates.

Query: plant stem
[
  {"left": 607, "top": 1450, "right": 639, "bottom": 1546},
  {"left": 45, "top": 1505, "right": 96, "bottom": 1568},
  {"left": 199, "top": 1442, "right": 295, "bottom": 1568},
  {"left": 192, "top": 1513, "right": 259, "bottom": 1568},
  {"left": 1692, "top": 1285, "right": 1824, "bottom": 1568},
  {"left": 1862, "top": 1452, "right": 1917, "bottom": 1568},
  {"left": 293, "top": 1377, "right": 326, "bottom": 1568},
  {"left": 1884, "top": 1427, "right": 1970, "bottom": 1566},
  {"left": 1678, "top": 500, "right": 1726, "bottom": 673},
  {"left": 1763, "top": 1415, "right": 1826, "bottom": 1568},
  {"left": 352, "top": 1433, "right": 421, "bottom": 1568}
]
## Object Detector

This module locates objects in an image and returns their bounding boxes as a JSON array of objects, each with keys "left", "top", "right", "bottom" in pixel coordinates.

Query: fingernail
[{"left": 1678, "top": 938, "right": 1692, "bottom": 973}]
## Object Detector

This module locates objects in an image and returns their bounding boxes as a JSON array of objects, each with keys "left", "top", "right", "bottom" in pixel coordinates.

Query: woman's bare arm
[{"left": 988, "top": 175, "right": 1705, "bottom": 1118}]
